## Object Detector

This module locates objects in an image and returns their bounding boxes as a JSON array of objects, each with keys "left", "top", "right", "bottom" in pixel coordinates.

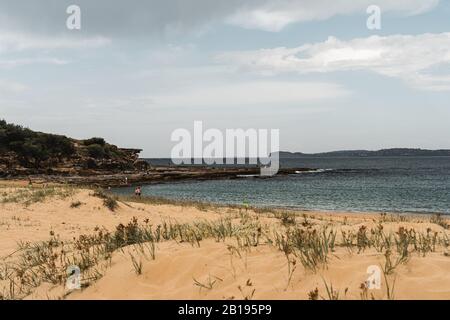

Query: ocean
[{"left": 113, "top": 157, "right": 450, "bottom": 214}]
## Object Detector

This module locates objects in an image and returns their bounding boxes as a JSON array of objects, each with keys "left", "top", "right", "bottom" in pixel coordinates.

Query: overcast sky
[{"left": 1, "top": 0, "right": 450, "bottom": 157}]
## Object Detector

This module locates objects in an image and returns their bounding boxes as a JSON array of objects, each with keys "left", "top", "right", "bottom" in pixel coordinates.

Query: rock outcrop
[{"left": 0, "top": 120, "right": 148, "bottom": 177}]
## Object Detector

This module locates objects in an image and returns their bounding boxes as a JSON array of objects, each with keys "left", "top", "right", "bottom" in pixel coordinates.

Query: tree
[
  {"left": 22, "top": 141, "right": 49, "bottom": 168},
  {"left": 87, "top": 144, "right": 106, "bottom": 159},
  {"left": 0, "top": 119, "right": 75, "bottom": 166},
  {"left": 84, "top": 137, "right": 106, "bottom": 146}
]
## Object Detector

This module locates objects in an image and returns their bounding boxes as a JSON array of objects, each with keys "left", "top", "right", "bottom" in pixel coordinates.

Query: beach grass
[
  {"left": 0, "top": 186, "right": 75, "bottom": 206},
  {"left": 0, "top": 186, "right": 449, "bottom": 300}
]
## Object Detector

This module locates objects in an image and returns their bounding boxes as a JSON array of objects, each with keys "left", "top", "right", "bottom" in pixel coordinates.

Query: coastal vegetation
[
  {"left": 0, "top": 119, "right": 145, "bottom": 176},
  {"left": 0, "top": 119, "right": 75, "bottom": 168},
  {"left": 0, "top": 185, "right": 449, "bottom": 300}
]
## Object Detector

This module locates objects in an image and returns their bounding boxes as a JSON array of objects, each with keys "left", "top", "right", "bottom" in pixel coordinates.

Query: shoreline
[
  {"left": 2, "top": 178, "right": 447, "bottom": 216},
  {"left": 113, "top": 193, "right": 449, "bottom": 217}
]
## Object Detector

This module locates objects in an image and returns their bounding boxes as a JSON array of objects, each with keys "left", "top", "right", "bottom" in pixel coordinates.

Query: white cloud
[
  {"left": 0, "top": 79, "right": 28, "bottom": 94},
  {"left": 0, "top": 30, "right": 110, "bottom": 68},
  {"left": 226, "top": 0, "right": 439, "bottom": 31},
  {"left": 151, "top": 81, "right": 350, "bottom": 107},
  {"left": 0, "top": 31, "right": 111, "bottom": 53},
  {"left": 218, "top": 32, "right": 450, "bottom": 90},
  {"left": 0, "top": 58, "right": 69, "bottom": 69}
]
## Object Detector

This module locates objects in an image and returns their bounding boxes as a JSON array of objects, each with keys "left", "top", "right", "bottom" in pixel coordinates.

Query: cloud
[
  {"left": 217, "top": 32, "right": 450, "bottom": 90},
  {"left": 0, "top": 30, "right": 109, "bottom": 68},
  {"left": 0, "top": 0, "right": 440, "bottom": 36},
  {"left": 226, "top": 0, "right": 439, "bottom": 32},
  {"left": 151, "top": 80, "right": 351, "bottom": 107},
  {"left": 0, "top": 79, "right": 28, "bottom": 94},
  {"left": 0, "top": 31, "right": 111, "bottom": 53},
  {"left": 0, "top": 57, "right": 69, "bottom": 69}
]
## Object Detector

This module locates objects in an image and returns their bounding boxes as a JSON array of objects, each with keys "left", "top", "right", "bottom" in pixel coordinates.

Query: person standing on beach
[{"left": 135, "top": 186, "right": 142, "bottom": 197}]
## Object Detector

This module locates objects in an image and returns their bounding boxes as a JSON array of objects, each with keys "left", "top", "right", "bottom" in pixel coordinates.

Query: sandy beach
[{"left": 1, "top": 183, "right": 449, "bottom": 300}]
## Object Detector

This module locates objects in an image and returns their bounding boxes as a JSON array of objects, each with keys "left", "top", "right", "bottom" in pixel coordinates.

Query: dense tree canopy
[
  {"left": 0, "top": 120, "right": 129, "bottom": 169},
  {"left": 0, "top": 119, "right": 75, "bottom": 167}
]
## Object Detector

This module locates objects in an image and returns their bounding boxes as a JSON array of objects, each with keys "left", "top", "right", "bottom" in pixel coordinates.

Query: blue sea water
[{"left": 113, "top": 157, "right": 450, "bottom": 214}]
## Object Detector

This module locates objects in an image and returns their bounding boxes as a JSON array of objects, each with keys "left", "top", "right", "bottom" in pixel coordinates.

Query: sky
[{"left": 1, "top": 0, "right": 450, "bottom": 157}]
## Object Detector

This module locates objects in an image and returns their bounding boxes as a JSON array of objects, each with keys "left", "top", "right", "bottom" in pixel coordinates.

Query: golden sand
[{"left": 0, "top": 185, "right": 449, "bottom": 300}]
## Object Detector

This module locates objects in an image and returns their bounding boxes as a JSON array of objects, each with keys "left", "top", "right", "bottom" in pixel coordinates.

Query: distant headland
[{"left": 276, "top": 148, "right": 450, "bottom": 158}]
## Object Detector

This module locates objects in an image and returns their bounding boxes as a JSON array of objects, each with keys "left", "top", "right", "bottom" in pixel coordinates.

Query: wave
[{"left": 294, "top": 169, "right": 334, "bottom": 174}]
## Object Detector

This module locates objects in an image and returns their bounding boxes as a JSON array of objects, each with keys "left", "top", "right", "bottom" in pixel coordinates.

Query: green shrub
[
  {"left": 0, "top": 119, "right": 75, "bottom": 166},
  {"left": 83, "top": 137, "right": 106, "bottom": 146},
  {"left": 70, "top": 201, "right": 83, "bottom": 208},
  {"left": 103, "top": 197, "right": 119, "bottom": 211},
  {"left": 92, "top": 189, "right": 119, "bottom": 211},
  {"left": 87, "top": 144, "right": 106, "bottom": 159},
  {"left": 274, "top": 212, "right": 296, "bottom": 227}
]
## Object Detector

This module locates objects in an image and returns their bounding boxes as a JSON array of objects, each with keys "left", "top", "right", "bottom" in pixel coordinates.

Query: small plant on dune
[
  {"left": 416, "top": 228, "right": 438, "bottom": 256},
  {"left": 308, "top": 287, "right": 319, "bottom": 300},
  {"left": 359, "top": 282, "right": 369, "bottom": 300},
  {"left": 238, "top": 279, "right": 255, "bottom": 300},
  {"left": 239, "top": 210, "right": 252, "bottom": 225},
  {"left": 288, "top": 227, "right": 336, "bottom": 272},
  {"left": 357, "top": 226, "right": 370, "bottom": 253},
  {"left": 70, "top": 201, "right": 83, "bottom": 208},
  {"left": 92, "top": 189, "right": 119, "bottom": 211},
  {"left": 226, "top": 245, "right": 242, "bottom": 279},
  {"left": 146, "top": 241, "right": 156, "bottom": 260},
  {"left": 321, "top": 277, "right": 340, "bottom": 300},
  {"left": 129, "top": 253, "right": 143, "bottom": 275},
  {"left": 359, "top": 282, "right": 376, "bottom": 300},
  {"left": 394, "top": 227, "right": 412, "bottom": 261},
  {"left": 92, "top": 189, "right": 107, "bottom": 199},
  {"left": 301, "top": 214, "right": 313, "bottom": 228},
  {"left": 193, "top": 275, "right": 222, "bottom": 291},
  {"left": 342, "top": 216, "right": 349, "bottom": 226},
  {"left": 381, "top": 266, "right": 396, "bottom": 300},
  {"left": 284, "top": 255, "right": 297, "bottom": 291},
  {"left": 442, "top": 233, "right": 450, "bottom": 250},
  {"left": 274, "top": 212, "right": 296, "bottom": 227},
  {"left": 103, "top": 197, "right": 119, "bottom": 211},
  {"left": 383, "top": 249, "right": 405, "bottom": 275},
  {"left": 379, "top": 213, "right": 388, "bottom": 223},
  {"left": 371, "top": 223, "right": 390, "bottom": 253},
  {"left": 1, "top": 186, "right": 74, "bottom": 206},
  {"left": 235, "top": 230, "right": 262, "bottom": 249},
  {"left": 379, "top": 213, "right": 408, "bottom": 223},
  {"left": 430, "top": 213, "right": 449, "bottom": 230},
  {"left": 341, "top": 230, "right": 356, "bottom": 253}
]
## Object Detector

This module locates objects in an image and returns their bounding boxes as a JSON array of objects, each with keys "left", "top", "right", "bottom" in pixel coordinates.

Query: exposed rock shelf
[{"left": 17, "top": 167, "right": 316, "bottom": 188}]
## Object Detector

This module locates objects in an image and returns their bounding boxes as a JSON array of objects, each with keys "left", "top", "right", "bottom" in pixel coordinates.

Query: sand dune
[
  {"left": 1, "top": 184, "right": 449, "bottom": 300},
  {"left": 66, "top": 240, "right": 450, "bottom": 300}
]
